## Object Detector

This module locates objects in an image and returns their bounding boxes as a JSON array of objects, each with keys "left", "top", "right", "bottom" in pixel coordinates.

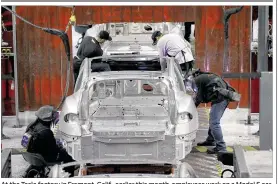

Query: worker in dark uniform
[
  {"left": 21, "top": 105, "right": 75, "bottom": 177},
  {"left": 191, "top": 70, "right": 241, "bottom": 154},
  {"left": 73, "top": 30, "right": 112, "bottom": 82},
  {"left": 151, "top": 31, "right": 194, "bottom": 75}
]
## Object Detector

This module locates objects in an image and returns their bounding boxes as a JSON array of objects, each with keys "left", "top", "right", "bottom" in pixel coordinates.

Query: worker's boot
[
  {"left": 206, "top": 147, "right": 218, "bottom": 154},
  {"left": 197, "top": 140, "right": 215, "bottom": 146},
  {"left": 207, "top": 147, "right": 227, "bottom": 154}
]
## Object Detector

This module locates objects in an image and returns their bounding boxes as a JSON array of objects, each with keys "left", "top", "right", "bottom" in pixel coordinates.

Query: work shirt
[
  {"left": 26, "top": 119, "right": 60, "bottom": 162},
  {"left": 73, "top": 36, "right": 103, "bottom": 75},
  {"left": 157, "top": 33, "right": 194, "bottom": 65},
  {"left": 170, "top": 26, "right": 185, "bottom": 38},
  {"left": 26, "top": 119, "right": 74, "bottom": 163},
  {"left": 76, "top": 36, "right": 103, "bottom": 61},
  {"left": 194, "top": 73, "right": 228, "bottom": 107}
]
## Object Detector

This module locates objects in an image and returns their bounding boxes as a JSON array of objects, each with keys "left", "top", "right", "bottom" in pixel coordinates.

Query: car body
[{"left": 54, "top": 40, "right": 199, "bottom": 177}]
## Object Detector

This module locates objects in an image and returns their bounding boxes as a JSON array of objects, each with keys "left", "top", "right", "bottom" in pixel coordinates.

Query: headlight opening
[{"left": 64, "top": 113, "right": 79, "bottom": 122}]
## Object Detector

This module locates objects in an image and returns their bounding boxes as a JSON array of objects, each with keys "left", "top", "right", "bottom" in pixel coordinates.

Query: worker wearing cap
[
  {"left": 73, "top": 30, "right": 112, "bottom": 82},
  {"left": 21, "top": 105, "right": 75, "bottom": 177},
  {"left": 191, "top": 69, "right": 241, "bottom": 154},
  {"left": 151, "top": 31, "right": 194, "bottom": 75}
]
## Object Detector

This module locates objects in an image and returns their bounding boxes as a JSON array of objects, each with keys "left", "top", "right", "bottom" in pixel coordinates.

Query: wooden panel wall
[
  {"left": 16, "top": 6, "right": 74, "bottom": 111},
  {"left": 16, "top": 6, "right": 251, "bottom": 111}
]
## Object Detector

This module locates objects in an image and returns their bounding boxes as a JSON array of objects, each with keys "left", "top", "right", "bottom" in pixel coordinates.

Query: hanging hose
[
  {"left": 222, "top": 6, "right": 244, "bottom": 73},
  {"left": 2, "top": 6, "right": 72, "bottom": 110}
]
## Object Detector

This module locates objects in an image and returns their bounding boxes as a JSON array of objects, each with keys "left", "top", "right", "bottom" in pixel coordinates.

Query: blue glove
[{"left": 56, "top": 139, "right": 63, "bottom": 148}]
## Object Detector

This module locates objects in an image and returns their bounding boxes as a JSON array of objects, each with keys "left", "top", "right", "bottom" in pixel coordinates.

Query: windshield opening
[
  {"left": 85, "top": 55, "right": 171, "bottom": 75},
  {"left": 103, "top": 58, "right": 161, "bottom": 71}
]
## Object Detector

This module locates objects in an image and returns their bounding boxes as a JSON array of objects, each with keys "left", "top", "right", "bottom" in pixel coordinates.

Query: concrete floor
[{"left": 1, "top": 108, "right": 260, "bottom": 178}]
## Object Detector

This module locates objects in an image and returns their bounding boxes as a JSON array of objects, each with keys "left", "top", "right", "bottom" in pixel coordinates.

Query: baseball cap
[
  {"left": 35, "top": 105, "right": 55, "bottom": 122},
  {"left": 98, "top": 30, "right": 112, "bottom": 41},
  {"left": 151, "top": 31, "right": 162, "bottom": 45}
]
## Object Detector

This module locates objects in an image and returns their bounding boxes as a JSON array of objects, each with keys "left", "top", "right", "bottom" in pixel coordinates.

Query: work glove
[
  {"left": 184, "top": 75, "right": 197, "bottom": 99},
  {"left": 56, "top": 139, "right": 63, "bottom": 149}
]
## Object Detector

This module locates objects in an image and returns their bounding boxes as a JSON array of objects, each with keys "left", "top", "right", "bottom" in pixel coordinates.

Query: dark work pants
[
  {"left": 57, "top": 148, "right": 75, "bottom": 177},
  {"left": 206, "top": 100, "right": 229, "bottom": 152},
  {"left": 23, "top": 149, "right": 75, "bottom": 178}
]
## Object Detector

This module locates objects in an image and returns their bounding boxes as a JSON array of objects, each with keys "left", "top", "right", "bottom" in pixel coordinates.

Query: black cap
[
  {"left": 98, "top": 30, "right": 112, "bottom": 41},
  {"left": 151, "top": 31, "right": 162, "bottom": 45}
]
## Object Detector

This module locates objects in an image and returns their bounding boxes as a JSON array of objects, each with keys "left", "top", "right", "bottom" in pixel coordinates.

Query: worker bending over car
[
  {"left": 21, "top": 105, "right": 75, "bottom": 177},
  {"left": 151, "top": 30, "right": 194, "bottom": 75},
  {"left": 73, "top": 30, "right": 112, "bottom": 82},
  {"left": 191, "top": 69, "right": 241, "bottom": 154}
]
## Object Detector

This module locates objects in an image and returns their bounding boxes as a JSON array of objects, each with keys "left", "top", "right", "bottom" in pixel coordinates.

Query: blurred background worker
[
  {"left": 73, "top": 30, "right": 112, "bottom": 82},
  {"left": 151, "top": 30, "right": 194, "bottom": 75},
  {"left": 21, "top": 105, "right": 75, "bottom": 177},
  {"left": 191, "top": 69, "right": 241, "bottom": 154}
]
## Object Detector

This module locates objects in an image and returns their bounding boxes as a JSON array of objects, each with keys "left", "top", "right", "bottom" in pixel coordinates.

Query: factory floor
[{"left": 1, "top": 108, "right": 259, "bottom": 178}]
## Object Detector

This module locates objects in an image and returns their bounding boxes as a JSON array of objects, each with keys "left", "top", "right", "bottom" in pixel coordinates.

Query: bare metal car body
[
  {"left": 53, "top": 55, "right": 198, "bottom": 177},
  {"left": 51, "top": 23, "right": 199, "bottom": 177},
  {"left": 53, "top": 54, "right": 199, "bottom": 177}
]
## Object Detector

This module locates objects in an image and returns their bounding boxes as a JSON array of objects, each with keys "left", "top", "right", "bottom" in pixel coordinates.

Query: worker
[
  {"left": 151, "top": 30, "right": 194, "bottom": 75},
  {"left": 73, "top": 30, "right": 112, "bottom": 82},
  {"left": 21, "top": 105, "right": 75, "bottom": 177},
  {"left": 191, "top": 69, "right": 241, "bottom": 154}
]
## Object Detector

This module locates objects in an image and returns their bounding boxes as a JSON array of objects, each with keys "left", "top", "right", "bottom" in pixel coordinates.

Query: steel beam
[
  {"left": 12, "top": 6, "right": 21, "bottom": 128},
  {"left": 259, "top": 72, "right": 273, "bottom": 150},
  {"left": 233, "top": 145, "right": 250, "bottom": 178},
  {"left": 248, "top": 6, "right": 253, "bottom": 125},
  {"left": 257, "top": 6, "right": 269, "bottom": 72},
  {"left": 222, "top": 72, "right": 261, "bottom": 79}
]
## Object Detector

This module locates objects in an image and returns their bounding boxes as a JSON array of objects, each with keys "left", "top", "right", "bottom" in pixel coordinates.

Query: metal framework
[
  {"left": 233, "top": 145, "right": 272, "bottom": 177},
  {"left": 222, "top": 6, "right": 272, "bottom": 145},
  {"left": 257, "top": 6, "right": 269, "bottom": 72},
  {"left": 12, "top": 6, "right": 20, "bottom": 127}
]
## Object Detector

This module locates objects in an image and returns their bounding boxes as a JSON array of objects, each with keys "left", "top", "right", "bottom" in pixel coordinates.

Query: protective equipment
[
  {"left": 35, "top": 105, "right": 58, "bottom": 122},
  {"left": 184, "top": 75, "right": 198, "bottom": 100}
]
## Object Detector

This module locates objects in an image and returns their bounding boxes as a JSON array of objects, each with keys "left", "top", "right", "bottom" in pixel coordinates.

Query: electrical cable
[{"left": 2, "top": 6, "right": 71, "bottom": 110}]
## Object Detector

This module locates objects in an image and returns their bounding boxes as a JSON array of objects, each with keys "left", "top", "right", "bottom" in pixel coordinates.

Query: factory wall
[{"left": 15, "top": 6, "right": 251, "bottom": 111}]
